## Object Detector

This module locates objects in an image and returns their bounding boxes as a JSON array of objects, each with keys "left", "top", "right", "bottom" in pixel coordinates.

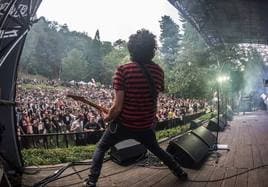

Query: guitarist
[{"left": 84, "top": 29, "right": 188, "bottom": 187}]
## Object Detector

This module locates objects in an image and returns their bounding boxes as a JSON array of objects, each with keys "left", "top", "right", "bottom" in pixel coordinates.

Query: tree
[
  {"left": 113, "top": 39, "right": 126, "bottom": 49},
  {"left": 21, "top": 18, "right": 67, "bottom": 79},
  {"left": 243, "top": 48, "right": 264, "bottom": 94},
  {"left": 102, "top": 45, "right": 129, "bottom": 84},
  {"left": 166, "top": 62, "right": 213, "bottom": 98},
  {"left": 176, "top": 22, "right": 209, "bottom": 67},
  {"left": 61, "top": 49, "right": 87, "bottom": 81},
  {"left": 21, "top": 15, "right": 264, "bottom": 102},
  {"left": 159, "top": 15, "right": 182, "bottom": 66},
  {"left": 94, "top": 29, "right": 100, "bottom": 41},
  {"left": 84, "top": 30, "right": 110, "bottom": 82},
  {"left": 161, "top": 21, "right": 213, "bottom": 98},
  {"left": 20, "top": 18, "right": 114, "bottom": 83}
]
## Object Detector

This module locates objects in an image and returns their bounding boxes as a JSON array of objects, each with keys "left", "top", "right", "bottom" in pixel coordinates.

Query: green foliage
[
  {"left": 102, "top": 47, "right": 129, "bottom": 84},
  {"left": 22, "top": 145, "right": 96, "bottom": 166},
  {"left": 21, "top": 128, "right": 187, "bottom": 166},
  {"left": 159, "top": 15, "right": 182, "bottom": 65},
  {"left": 156, "top": 126, "right": 183, "bottom": 140},
  {"left": 230, "top": 70, "right": 244, "bottom": 93},
  {"left": 179, "top": 23, "right": 209, "bottom": 67},
  {"left": 21, "top": 17, "right": 113, "bottom": 82},
  {"left": 21, "top": 18, "right": 66, "bottom": 79},
  {"left": 166, "top": 62, "right": 213, "bottom": 98},
  {"left": 20, "top": 16, "right": 264, "bottom": 99},
  {"left": 242, "top": 48, "right": 264, "bottom": 95},
  {"left": 197, "top": 112, "right": 216, "bottom": 121},
  {"left": 61, "top": 49, "right": 87, "bottom": 81},
  {"left": 162, "top": 22, "right": 260, "bottom": 99},
  {"left": 162, "top": 23, "right": 214, "bottom": 98},
  {"left": 22, "top": 128, "right": 185, "bottom": 166}
]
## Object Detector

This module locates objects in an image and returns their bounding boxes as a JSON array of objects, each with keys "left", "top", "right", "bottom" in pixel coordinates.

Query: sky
[{"left": 36, "top": 0, "right": 182, "bottom": 43}]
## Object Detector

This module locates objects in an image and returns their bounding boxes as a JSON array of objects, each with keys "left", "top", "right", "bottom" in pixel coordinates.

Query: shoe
[
  {"left": 82, "top": 179, "right": 96, "bottom": 187},
  {"left": 172, "top": 168, "right": 188, "bottom": 181}
]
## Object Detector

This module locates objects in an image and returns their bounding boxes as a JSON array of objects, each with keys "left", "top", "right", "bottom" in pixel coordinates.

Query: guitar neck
[
  {"left": 82, "top": 99, "right": 109, "bottom": 113},
  {"left": 67, "top": 94, "right": 109, "bottom": 113}
]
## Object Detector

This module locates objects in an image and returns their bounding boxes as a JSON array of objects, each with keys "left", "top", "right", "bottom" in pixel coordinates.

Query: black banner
[{"left": 0, "top": 0, "right": 42, "bottom": 171}]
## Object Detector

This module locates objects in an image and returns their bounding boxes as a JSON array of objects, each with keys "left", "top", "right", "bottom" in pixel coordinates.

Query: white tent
[
  {"left": 69, "top": 80, "right": 75, "bottom": 85},
  {"left": 78, "top": 81, "right": 87, "bottom": 85}
]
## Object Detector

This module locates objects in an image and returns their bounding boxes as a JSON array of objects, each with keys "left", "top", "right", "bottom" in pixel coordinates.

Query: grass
[
  {"left": 22, "top": 125, "right": 190, "bottom": 166},
  {"left": 22, "top": 112, "right": 212, "bottom": 166},
  {"left": 22, "top": 145, "right": 96, "bottom": 166},
  {"left": 197, "top": 111, "right": 216, "bottom": 121}
]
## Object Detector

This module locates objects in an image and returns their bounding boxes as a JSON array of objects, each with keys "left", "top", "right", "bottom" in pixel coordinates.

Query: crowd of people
[{"left": 16, "top": 79, "right": 208, "bottom": 136}]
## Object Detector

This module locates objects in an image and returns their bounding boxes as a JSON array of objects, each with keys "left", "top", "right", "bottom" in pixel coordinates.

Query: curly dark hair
[{"left": 127, "top": 29, "right": 157, "bottom": 63}]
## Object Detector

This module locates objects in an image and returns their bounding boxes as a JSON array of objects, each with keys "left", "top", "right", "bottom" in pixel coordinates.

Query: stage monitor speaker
[
  {"left": 220, "top": 114, "right": 227, "bottom": 126},
  {"left": 207, "top": 117, "right": 225, "bottom": 131},
  {"left": 190, "top": 118, "right": 203, "bottom": 129},
  {"left": 225, "top": 106, "right": 234, "bottom": 121},
  {"left": 166, "top": 133, "right": 209, "bottom": 168},
  {"left": 223, "top": 113, "right": 233, "bottom": 121},
  {"left": 191, "top": 126, "right": 216, "bottom": 148},
  {"left": 110, "top": 139, "right": 147, "bottom": 166}
]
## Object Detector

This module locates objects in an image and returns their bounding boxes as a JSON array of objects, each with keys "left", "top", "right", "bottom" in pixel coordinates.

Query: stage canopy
[{"left": 168, "top": 0, "right": 268, "bottom": 47}]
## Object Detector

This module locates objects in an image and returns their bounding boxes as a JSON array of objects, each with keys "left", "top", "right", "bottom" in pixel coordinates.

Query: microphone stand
[{"left": 210, "top": 83, "right": 230, "bottom": 163}]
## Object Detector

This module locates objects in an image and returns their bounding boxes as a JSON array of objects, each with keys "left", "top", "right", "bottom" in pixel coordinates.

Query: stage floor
[{"left": 22, "top": 111, "right": 268, "bottom": 187}]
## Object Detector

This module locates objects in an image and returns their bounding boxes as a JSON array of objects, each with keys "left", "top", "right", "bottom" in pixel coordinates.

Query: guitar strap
[
  {"left": 110, "top": 61, "right": 158, "bottom": 134},
  {"left": 135, "top": 61, "right": 157, "bottom": 111}
]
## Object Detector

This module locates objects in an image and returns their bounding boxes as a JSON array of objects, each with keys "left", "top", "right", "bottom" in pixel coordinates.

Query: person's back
[{"left": 114, "top": 61, "right": 164, "bottom": 129}]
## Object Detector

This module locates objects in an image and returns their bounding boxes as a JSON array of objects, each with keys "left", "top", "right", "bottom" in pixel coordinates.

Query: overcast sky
[{"left": 37, "top": 0, "right": 181, "bottom": 42}]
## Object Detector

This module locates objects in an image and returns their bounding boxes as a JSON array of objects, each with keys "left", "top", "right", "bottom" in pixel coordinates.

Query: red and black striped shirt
[{"left": 113, "top": 61, "right": 164, "bottom": 129}]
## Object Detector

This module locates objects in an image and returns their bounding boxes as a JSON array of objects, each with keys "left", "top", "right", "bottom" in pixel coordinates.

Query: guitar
[
  {"left": 66, "top": 94, "right": 109, "bottom": 114},
  {"left": 67, "top": 94, "right": 120, "bottom": 133}
]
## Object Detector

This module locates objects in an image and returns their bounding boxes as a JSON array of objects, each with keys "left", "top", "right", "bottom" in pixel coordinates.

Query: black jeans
[{"left": 89, "top": 123, "right": 181, "bottom": 183}]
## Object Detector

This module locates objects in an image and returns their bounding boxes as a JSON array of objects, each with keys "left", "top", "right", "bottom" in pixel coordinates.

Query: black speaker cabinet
[
  {"left": 207, "top": 117, "right": 225, "bottom": 131},
  {"left": 190, "top": 118, "right": 203, "bottom": 129},
  {"left": 110, "top": 139, "right": 147, "bottom": 166},
  {"left": 225, "top": 106, "right": 234, "bottom": 121},
  {"left": 166, "top": 133, "right": 209, "bottom": 168},
  {"left": 191, "top": 126, "right": 216, "bottom": 148},
  {"left": 223, "top": 113, "right": 233, "bottom": 121},
  {"left": 220, "top": 115, "right": 227, "bottom": 126}
]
